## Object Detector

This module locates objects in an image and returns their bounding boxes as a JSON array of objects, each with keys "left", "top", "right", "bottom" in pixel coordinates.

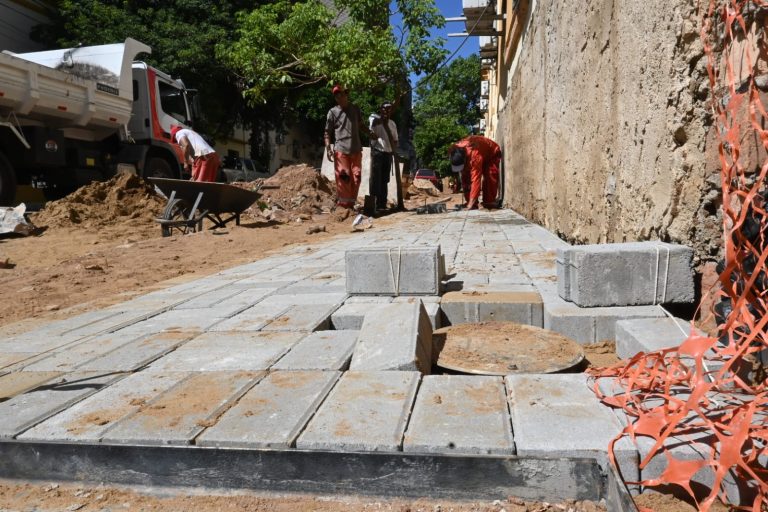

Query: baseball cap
[
  {"left": 170, "top": 125, "right": 182, "bottom": 141},
  {"left": 332, "top": 84, "right": 347, "bottom": 95},
  {"left": 450, "top": 147, "right": 466, "bottom": 172}
]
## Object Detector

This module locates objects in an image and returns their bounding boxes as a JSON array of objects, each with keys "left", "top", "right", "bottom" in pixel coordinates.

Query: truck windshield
[{"left": 158, "top": 81, "right": 188, "bottom": 123}]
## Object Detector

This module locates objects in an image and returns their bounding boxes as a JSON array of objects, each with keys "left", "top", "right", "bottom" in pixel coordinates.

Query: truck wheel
[
  {"left": 145, "top": 156, "right": 174, "bottom": 180},
  {"left": 0, "top": 153, "right": 17, "bottom": 206}
]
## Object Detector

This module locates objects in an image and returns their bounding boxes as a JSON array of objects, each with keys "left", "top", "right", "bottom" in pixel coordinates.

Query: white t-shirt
[
  {"left": 369, "top": 115, "right": 398, "bottom": 153},
  {"left": 174, "top": 128, "right": 214, "bottom": 157}
]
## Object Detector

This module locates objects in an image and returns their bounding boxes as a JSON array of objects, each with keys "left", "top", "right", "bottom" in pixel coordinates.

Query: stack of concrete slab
[
  {"left": 557, "top": 242, "right": 695, "bottom": 307},
  {"left": 345, "top": 246, "right": 444, "bottom": 296},
  {"left": 349, "top": 302, "right": 433, "bottom": 373}
]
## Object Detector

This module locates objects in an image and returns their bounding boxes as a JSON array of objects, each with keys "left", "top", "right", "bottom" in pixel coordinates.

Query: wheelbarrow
[{"left": 149, "top": 178, "right": 261, "bottom": 237}]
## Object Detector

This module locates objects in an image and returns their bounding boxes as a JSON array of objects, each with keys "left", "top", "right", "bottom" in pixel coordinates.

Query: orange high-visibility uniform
[{"left": 450, "top": 136, "right": 501, "bottom": 208}]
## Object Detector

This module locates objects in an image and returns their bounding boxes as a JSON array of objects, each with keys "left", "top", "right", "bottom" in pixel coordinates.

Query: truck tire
[
  {"left": 0, "top": 152, "right": 17, "bottom": 206},
  {"left": 145, "top": 156, "right": 175, "bottom": 180}
]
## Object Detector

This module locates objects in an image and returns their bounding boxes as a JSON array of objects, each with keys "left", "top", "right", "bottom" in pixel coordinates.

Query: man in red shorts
[
  {"left": 449, "top": 135, "right": 501, "bottom": 209},
  {"left": 324, "top": 85, "right": 373, "bottom": 209},
  {"left": 171, "top": 125, "right": 220, "bottom": 182}
]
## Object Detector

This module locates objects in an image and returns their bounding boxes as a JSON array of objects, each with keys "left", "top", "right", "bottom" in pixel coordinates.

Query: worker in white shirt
[
  {"left": 170, "top": 125, "right": 220, "bottom": 182},
  {"left": 369, "top": 102, "right": 398, "bottom": 211}
]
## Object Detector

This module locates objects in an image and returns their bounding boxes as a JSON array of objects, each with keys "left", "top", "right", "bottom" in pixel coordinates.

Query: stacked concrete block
[
  {"left": 440, "top": 287, "right": 543, "bottom": 327},
  {"left": 536, "top": 280, "right": 666, "bottom": 344},
  {"left": 557, "top": 242, "right": 695, "bottom": 307},
  {"left": 345, "top": 246, "right": 443, "bottom": 296},
  {"left": 350, "top": 302, "right": 433, "bottom": 373}
]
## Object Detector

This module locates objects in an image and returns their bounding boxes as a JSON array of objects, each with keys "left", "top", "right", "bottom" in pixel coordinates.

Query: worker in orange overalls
[{"left": 449, "top": 135, "right": 501, "bottom": 209}]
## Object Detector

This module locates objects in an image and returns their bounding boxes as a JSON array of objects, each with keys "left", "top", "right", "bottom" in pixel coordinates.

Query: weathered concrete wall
[{"left": 500, "top": 0, "right": 719, "bottom": 262}]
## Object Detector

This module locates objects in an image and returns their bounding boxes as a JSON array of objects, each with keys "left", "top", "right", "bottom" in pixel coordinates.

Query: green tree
[
  {"left": 217, "top": 0, "right": 446, "bottom": 112},
  {"left": 413, "top": 54, "right": 481, "bottom": 176},
  {"left": 31, "top": 0, "right": 260, "bottom": 139}
]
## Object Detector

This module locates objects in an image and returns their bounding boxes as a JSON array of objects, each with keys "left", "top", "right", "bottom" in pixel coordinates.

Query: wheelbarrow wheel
[{"left": 161, "top": 197, "right": 194, "bottom": 237}]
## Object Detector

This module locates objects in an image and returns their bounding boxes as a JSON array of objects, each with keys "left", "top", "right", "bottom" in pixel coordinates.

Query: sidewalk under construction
[{"left": 0, "top": 209, "right": 712, "bottom": 509}]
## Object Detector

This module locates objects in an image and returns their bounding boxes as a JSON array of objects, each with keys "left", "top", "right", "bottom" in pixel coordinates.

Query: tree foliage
[
  {"left": 218, "top": 0, "right": 446, "bottom": 104},
  {"left": 413, "top": 55, "right": 481, "bottom": 176}
]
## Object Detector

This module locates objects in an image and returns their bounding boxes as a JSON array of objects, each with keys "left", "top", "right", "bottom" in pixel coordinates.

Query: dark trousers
[{"left": 371, "top": 149, "right": 392, "bottom": 209}]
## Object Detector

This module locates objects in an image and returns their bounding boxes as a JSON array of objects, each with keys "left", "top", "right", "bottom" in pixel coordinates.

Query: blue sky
[{"left": 390, "top": 0, "right": 479, "bottom": 87}]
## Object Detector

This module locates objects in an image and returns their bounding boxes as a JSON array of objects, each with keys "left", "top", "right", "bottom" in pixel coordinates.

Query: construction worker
[
  {"left": 449, "top": 135, "right": 501, "bottom": 209},
  {"left": 171, "top": 125, "right": 220, "bottom": 182},
  {"left": 324, "top": 85, "right": 373, "bottom": 209},
  {"left": 369, "top": 101, "right": 398, "bottom": 211}
]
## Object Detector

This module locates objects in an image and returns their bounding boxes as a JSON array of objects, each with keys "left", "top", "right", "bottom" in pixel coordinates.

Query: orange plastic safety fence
[{"left": 590, "top": 1, "right": 768, "bottom": 511}]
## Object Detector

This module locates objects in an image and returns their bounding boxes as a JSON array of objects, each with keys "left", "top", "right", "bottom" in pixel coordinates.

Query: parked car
[
  {"left": 413, "top": 168, "right": 443, "bottom": 192},
  {"left": 221, "top": 156, "right": 270, "bottom": 182}
]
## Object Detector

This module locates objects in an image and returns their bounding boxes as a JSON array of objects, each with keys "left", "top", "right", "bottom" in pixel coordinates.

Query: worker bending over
[
  {"left": 449, "top": 135, "right": 501, "bottom": 210},
  {"left": 171, "top": 125, "right": 220, "bottom": 182}
]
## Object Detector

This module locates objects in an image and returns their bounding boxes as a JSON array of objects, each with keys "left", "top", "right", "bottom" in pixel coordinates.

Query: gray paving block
[
  {"left": 210, "top": 302, "right": 290, "bottom": 332},
  {"left": 75, "top": 331, "right": 195, "bottom": 372},
  {"left": 346, "top": 246, "right": 442, "bottom": 295},
  {"left": 272, "top": 330, "right": 359, "bottom": 370},
  {"left": 615, "top": 317, "right": 701, "bottom": 359},
  {"left": 296, "top": 371, "right": 420, "bottom": 452},
  {"left": 0, "top": 371, "right": 64, "bottom": 401},
  {"left": 331, "top": 303, "right": 369, "bottom": 330},
  {"left": 343, "top": 296, "right": 394, "bottom": 304},
  {"left": 115, "top": 309, "right": 228, "bottom": 336},
  {"left": 0, "top": 332, "right": 84, "bottom": 354},
  {"left": 19, "top": 372, "right": 188, "bottom": 442},
  {"left": 0, "top": 353, "right": 37, "bottom": 370},
  {"left": 197, "top": 370, "right": 341, "bottom": 449},
  {"left": 440, "top": 289, "right": 543, "bottom": 327},
  {"left": 0, "top": 372, "right": 124, "bottom": 439},
  {"left": 103, "top": 371, "right": 263, "bottom": 446},
  {"left": 536, "top": 280, "right": 665, "bottom": 344},
  {"left": 259, "top": 293, "right": 348, "bottom": 306},
  {"left": 350, "top": 303, "right": 432, "bottom": 373},
  {"left": 557, "top": 242, "right": 695, "bottom": 307},
  {"left": 506, "top": 374, "right": 639, "bottom": 485},
  {"left": 261, "top": 303, "right": 338, "bottom": 332},
  {"left": 403, "top": 375, "right": 514, "bottom": 455},
  {"left": 19, "top": 331, "right": 144, "bottom": 372},
  {"left": 148, "top": 331, "right": 303, "bottom": 371}
]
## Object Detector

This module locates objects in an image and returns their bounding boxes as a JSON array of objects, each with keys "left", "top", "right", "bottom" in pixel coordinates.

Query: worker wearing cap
[
  {"left": 324, "top": 85, "right": 373, "bottom": 209},
  {"left": 449, "top": 135, "right": 501, "bottom": 209},
  {"left": 170, "top": 125, "right": 220, "bottom": 182},
  {"left": 369, "top": 102, "right": 398, "bottom": 211}
]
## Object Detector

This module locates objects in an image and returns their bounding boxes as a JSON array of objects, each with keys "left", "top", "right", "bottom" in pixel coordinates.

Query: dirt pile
[
  {"left": 32, "top": 173, "right": 165, "bottom": 229},
  {"left": 259, "top": 164, "right": 336, "bottom": 214},
  {"left": 407, "top": 178, "right": 440, "bottom": 198}
]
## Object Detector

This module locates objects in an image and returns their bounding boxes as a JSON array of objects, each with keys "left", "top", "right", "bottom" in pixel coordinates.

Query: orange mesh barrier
[{"left": 590, "top": 2, "right": 768, "bottom": 510}]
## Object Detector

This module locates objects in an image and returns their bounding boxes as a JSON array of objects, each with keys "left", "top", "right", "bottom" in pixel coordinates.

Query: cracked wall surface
[{"left": 499, "top": 0, "right": 719, "bottom": 265}]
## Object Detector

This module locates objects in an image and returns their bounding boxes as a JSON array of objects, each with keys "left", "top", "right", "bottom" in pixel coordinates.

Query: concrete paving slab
[
  {"left": 259, "top": 293, "right": 348, "bottom": 306},
  {"left": 440, "top": 289, "right": 543, "bottom": 327},
  {"left": 346, "top": 246, "right": 442, "bottom": 295},
  {"left": 0, "top": 372, "right": 64, "bottom": 401},
  {"left": 296, "top": 371, "right": 420, "bottom": 452},
  {"left": 557, "top": 242, "right": 695, "bottom": 307},
  {"left": 115, "top": 309, "right": 228, "bottom": 336},
  {"left": 197, "top": 370, "right": 341, "bottom": 449},
  {"left": 261, "top": 303, "right": 338, "bottom": 332},
  {"left": 75, "top": 331, "right": 195, "bottom": 372},
  {"left": 20, "top": 331, "right": 145, "bottom": 372},
  {"left": 350, "top": 302, "right": 432, "bottom": 373},
  {"left": 272, "top": 331, "right": 359, "bottom": 371},
  {"left": 0, "top": 372, "right": 124, "bottom": 439},
  {"left": 506, "top": 374, "right": 639, "bottom": 484},
  {"left": 343, "top": 296, "right": 394, "bottom": 304},
  {"left": 403, "top": 375, "right": 514, "bottom": 455},
  {"left": 172, "top": 286, "right": 244, "bottom": 309},
  {"left": 19, "top": 372, "right": 188, "bottom": 442},
  {"left": 210, "top": 302, "right": 290, "bottom": 332},
  {"left": 206, "top": 287, "right": 278, "bottom": 310},
  {"left": 615, "top": 317, "right": 701, "bottom": 359},
  {"left": 0, "top": 333, "right": 84, "bottom": 354},
  {"left": 148, "top": 331, "right": 303, "bottom": 371},
  {"left": 0, "top": 353, "right": 37, "bottom": 370},
  {"left": 103, "top": 371, "right": 262, "bottom": 446}
]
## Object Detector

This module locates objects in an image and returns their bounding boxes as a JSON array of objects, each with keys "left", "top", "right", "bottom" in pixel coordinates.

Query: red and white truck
[{"left": 0, "top": 38, "right": 194, "bottom": 205}]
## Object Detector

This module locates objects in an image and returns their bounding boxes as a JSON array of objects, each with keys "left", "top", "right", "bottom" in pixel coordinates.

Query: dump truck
[{"left": 0, "top": 38, "right": 196, "bottom": 205}]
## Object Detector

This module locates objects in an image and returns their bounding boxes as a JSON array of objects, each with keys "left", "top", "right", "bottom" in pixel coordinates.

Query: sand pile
[
  {"left": 260, "top": 164, "right": 336, "bottom": 214},
  {"left": 32, "top": 173, "right": 165, "bottom": 229},
  {"left": 408, "top": 178, "right": 440, "bottom": 198}
]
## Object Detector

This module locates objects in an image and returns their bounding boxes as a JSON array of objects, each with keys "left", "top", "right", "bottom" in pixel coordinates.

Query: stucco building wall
[{"left": 499, "top": 0, "right": 719, "bottom": 262}]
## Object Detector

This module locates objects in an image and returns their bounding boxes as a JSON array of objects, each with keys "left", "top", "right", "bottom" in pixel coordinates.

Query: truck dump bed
[{"left": 0, "top": 39, "right": 150, "bottom": 133}]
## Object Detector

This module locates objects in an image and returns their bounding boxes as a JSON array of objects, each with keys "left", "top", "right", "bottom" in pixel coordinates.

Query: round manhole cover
[{"left": 435, "top": 322, "right": 585, "bottom": 375}]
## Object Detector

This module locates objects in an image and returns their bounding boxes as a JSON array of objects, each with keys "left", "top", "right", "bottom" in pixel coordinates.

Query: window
[
  {"left": 132, "top": 80, "right": 139, "bottom": 101},
  {"left": 158, "top": 81, "right": 188, "bottom": 123}
]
